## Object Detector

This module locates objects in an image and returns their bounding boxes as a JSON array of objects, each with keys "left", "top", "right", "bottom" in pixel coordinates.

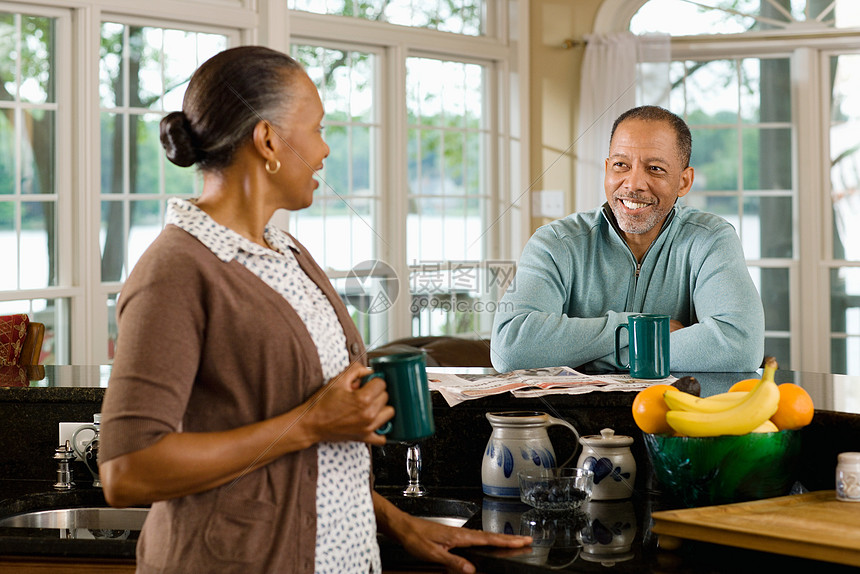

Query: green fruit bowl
[{"left": 643, "top": 430, "right": 802, "bottom": 508}]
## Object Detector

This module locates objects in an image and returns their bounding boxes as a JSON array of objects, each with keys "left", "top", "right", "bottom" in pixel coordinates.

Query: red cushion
[
  {"left": 0, "top": 365, "right": 28, "bottom": 386},
  {"left": 0, "top": 314, "right": 30, "bottom": 366}
]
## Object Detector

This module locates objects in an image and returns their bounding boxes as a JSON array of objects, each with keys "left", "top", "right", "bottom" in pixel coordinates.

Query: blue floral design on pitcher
[
  {"left": 520, "top": 446, "right": 555, "bottom": 469},
  {"left": 486, "top": 443, "right": 516, "bottom": 478}
]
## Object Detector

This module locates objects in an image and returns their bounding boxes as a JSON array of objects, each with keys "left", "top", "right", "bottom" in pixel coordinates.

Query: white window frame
[
  {"left": 0, "top": 1, "right": 74, "bottom": 364},
  {"left": 814, "top": 45, "right": 860, "bottom": 374},
  {"left": 93, "top": 15, "right": 239, "bottom": 363},
  {"left": 596, "top": 0, "right": 860, "bottom": 373},
  {"left": 283, "top": 6, "right": 529, "bottom": 342},
  {"left": 0, "top": 0, "right": 529, "bottom": 363},
  {"left": 2, "top": 0, "right": 252, "bottom": 365}
]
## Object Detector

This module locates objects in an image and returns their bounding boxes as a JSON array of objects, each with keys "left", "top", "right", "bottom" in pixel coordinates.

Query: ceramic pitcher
[{"left": 481, "top": 411, "right": 580, "bottom": 498}]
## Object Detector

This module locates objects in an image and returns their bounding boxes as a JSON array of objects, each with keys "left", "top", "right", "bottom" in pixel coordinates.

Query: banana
[
  {"left": 751, "top": 419, "right": 778, "bottom": 433},
  {"left": 663, "top": 388, "right": 748, "bottom": 413},
  {"left": 665, "top": 358, "right": 780, "bottom": 437},
  {"left": 704, "top": 391, "right": 751, "bottom": 403}
]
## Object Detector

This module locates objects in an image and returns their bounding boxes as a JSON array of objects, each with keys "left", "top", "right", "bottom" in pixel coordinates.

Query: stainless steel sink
[
  {"left": 385, "top": 496, "right": 479, "bottom": 528},
  {"left": 0, "top": 507, "right": 149, "bottom": 538},
  {"left": 0, "top": 497, "right": 474, "bottom": 537}
]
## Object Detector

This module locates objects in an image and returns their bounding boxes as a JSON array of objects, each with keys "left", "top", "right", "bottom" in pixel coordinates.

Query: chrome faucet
[
  {"left": 403, "top": 443, "right": 426, "bottom": 497},
  {"left": 53, "top": 440, "right": 76, "bottom": 491}
]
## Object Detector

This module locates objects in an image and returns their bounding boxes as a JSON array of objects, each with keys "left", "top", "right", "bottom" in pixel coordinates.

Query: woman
[{"left": 99, "top": 46, "right": 530, "bottom": 574}]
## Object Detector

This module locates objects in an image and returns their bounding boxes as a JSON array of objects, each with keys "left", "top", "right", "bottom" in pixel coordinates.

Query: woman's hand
[
  {"left": 301, "top": 361, "right": 394, "bottom": 446},
  {"left": 373, "top": 492, "right": 532, "bottom": 574}
]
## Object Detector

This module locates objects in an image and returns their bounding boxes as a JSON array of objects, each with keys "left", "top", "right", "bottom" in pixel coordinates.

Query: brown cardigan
[{"left": 101, "top": 225, "right": 368, "bottom": 574}]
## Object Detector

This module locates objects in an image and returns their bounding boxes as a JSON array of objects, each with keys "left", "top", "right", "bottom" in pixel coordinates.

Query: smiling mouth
[{"left": 620, "top": 199, "right": 652, "bottom": 210}]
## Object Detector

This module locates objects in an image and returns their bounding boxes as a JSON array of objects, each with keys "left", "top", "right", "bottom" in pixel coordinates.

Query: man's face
[{"left": 604, "top": 118, "right": 694, "bottom": 236}]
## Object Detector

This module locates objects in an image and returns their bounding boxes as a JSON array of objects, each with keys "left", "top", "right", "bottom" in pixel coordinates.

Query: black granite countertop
[
  {"left": 455, "top": 489, "right": 860, "bottom": 573},
  {"left": 4, "top": 482, "right": 858, "bottom": 573},
  {"left": 2, "top": 472, "right": 859, "bottom": 572},
  {"left": 3, "top": 366, "right": 860, "bottom": 571}
]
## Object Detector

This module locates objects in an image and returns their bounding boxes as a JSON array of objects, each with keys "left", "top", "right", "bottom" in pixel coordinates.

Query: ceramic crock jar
[
  {"left": 578, "top": 499, "right": 637, "bottom": 566},
  {"left": 577, "top": 428, "right": 636, "bottom": 500},
  {"left": 482, "top": 411, "right": 580, "bottom": 498},
  {"left": 836, "top": 452, "right": 860, "bottom": 502}
]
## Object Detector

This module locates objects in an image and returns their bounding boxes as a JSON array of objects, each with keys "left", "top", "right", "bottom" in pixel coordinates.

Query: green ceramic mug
[
  {"left": 614, "top": 314, "right": 670, "bottom": 379},
  {"left": 362, "top": 351, "right": 435, "bottom": 443}
]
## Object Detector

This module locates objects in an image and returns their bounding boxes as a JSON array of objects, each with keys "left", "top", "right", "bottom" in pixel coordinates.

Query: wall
[{"left": 528, "top": 0, "right": 603, "bottom": 234}]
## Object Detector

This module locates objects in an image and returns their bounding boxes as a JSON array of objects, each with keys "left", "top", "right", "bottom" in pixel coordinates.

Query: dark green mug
[
  {"left": 362, "top": 351, "right": 435, "bottom": 443},
  {"left": 614, "top": 314, "right": 670, "bottom": 379}
]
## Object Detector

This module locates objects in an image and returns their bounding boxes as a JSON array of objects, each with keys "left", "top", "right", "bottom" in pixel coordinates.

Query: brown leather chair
[
  {"left": 19, "top": 322, "right": 45, "bottom": 366},
  {"left": 366, "top": 336, "right": 492, "bottom": 367}
]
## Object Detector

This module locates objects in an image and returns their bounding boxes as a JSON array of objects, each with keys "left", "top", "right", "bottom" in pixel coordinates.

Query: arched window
[
  {"left": 599, "top": 0, "right": 860, "bottom": 376},
  {"left": 632, "top": 0, "right": 859, "bottom": 34}
]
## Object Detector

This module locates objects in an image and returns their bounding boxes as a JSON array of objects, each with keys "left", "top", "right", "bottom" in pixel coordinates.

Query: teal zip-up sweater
[{"left": 490, "top": 203, "right": 765, "bottom": 373}]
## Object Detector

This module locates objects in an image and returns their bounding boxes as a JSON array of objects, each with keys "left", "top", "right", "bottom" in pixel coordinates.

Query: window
[
  {"left": 289, "top": 45, "right": 379, "bottom": 273},
  {"left": 665, "top": 55, "right": 794, "bottom": 368},
  {"left": 98, "top": 22, "right": 228, "bottom": 358},
  {"left": 0, "top": 1, "right": 526, "bottom": 363},
  {"left": 288, "top": 0, "right": 485, "bottom": 36},
  {"left": 828, "top": 52, "right": 860, "bottom": 375},
  {"left": 627, "top": 0, "right": 860, "bottom": 374},
  {"left": 289, "top": 3, "right": 524, "bottom": 346},
  {"left": 632, "top": 0, "right": 860, "bottom": 33},
  {"left": 0, "top": 9, "right": 63, "bottom": 364},
  {"left": 290, "top": 44, "right": 385, "bottom": 343},
  {"left": 406, "top": 56, "right": 493, "bottom": 336}
]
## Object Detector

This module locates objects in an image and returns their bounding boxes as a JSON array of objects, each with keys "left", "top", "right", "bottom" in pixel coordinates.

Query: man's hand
[
  {"left": 374, "top": 492, "right": 531, "bottom": 573},
  {"left": 669, "top": 319, "right": 686, "bottom": 332}
]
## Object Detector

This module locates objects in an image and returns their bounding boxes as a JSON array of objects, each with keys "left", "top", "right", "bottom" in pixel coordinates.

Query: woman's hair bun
[{"left": 160, "top": 111, "right": 199, "bottom": 167}]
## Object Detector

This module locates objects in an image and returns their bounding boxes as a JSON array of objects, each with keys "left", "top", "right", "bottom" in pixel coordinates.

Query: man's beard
[{"left": 610, "top": 197, "right": 668, "bottom": 235}]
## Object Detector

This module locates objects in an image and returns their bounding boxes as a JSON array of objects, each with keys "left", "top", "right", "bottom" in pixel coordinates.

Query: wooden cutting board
[{"left": 651, "top": 490, "right": 860, "bottom": 566}]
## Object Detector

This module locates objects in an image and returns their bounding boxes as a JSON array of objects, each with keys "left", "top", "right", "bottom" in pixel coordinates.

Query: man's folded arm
[
  {"left": 669, "top": 227, "right": 765, "bottom": 372},
  {"left": 490, "top": 233, "right": 631, "bottom": 372}
]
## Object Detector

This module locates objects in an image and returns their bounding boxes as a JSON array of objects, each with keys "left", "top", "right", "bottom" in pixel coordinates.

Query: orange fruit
[
  {"left": 728, "top": 378, "right": 758, "bottom": 392},
  {"left": 631, "top": 384, "right": 674, "bottom": 435},
  {"left": 770, "top": 383, "right": 814, "bottom": 430}
]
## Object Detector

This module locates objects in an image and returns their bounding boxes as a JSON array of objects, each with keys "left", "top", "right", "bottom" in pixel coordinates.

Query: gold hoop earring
[{"left": 265, "top": 158, "right": 281, "bottom": 175}]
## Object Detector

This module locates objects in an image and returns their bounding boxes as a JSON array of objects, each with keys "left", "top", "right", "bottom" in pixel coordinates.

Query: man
[{"left": 491, "top": 105, "right": 764, "bottom": 373}]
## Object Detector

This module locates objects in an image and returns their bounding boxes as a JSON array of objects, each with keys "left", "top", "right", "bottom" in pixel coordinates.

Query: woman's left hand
[{"left": 373, "top": 492, "right": 531, "bottom": 574}]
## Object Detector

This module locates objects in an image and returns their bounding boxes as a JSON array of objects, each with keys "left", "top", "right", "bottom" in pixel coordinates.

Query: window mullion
[
  {"left": 793, "top": 47, "right": 826, "bottom": 373},
  {"left": 385, "top": 43, "right": 411, "bottom": 341}
]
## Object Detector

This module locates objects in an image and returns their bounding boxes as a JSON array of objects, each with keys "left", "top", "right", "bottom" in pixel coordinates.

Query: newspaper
[{"left": 427, "top": 366, "right": 676, "bottom": 407}]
